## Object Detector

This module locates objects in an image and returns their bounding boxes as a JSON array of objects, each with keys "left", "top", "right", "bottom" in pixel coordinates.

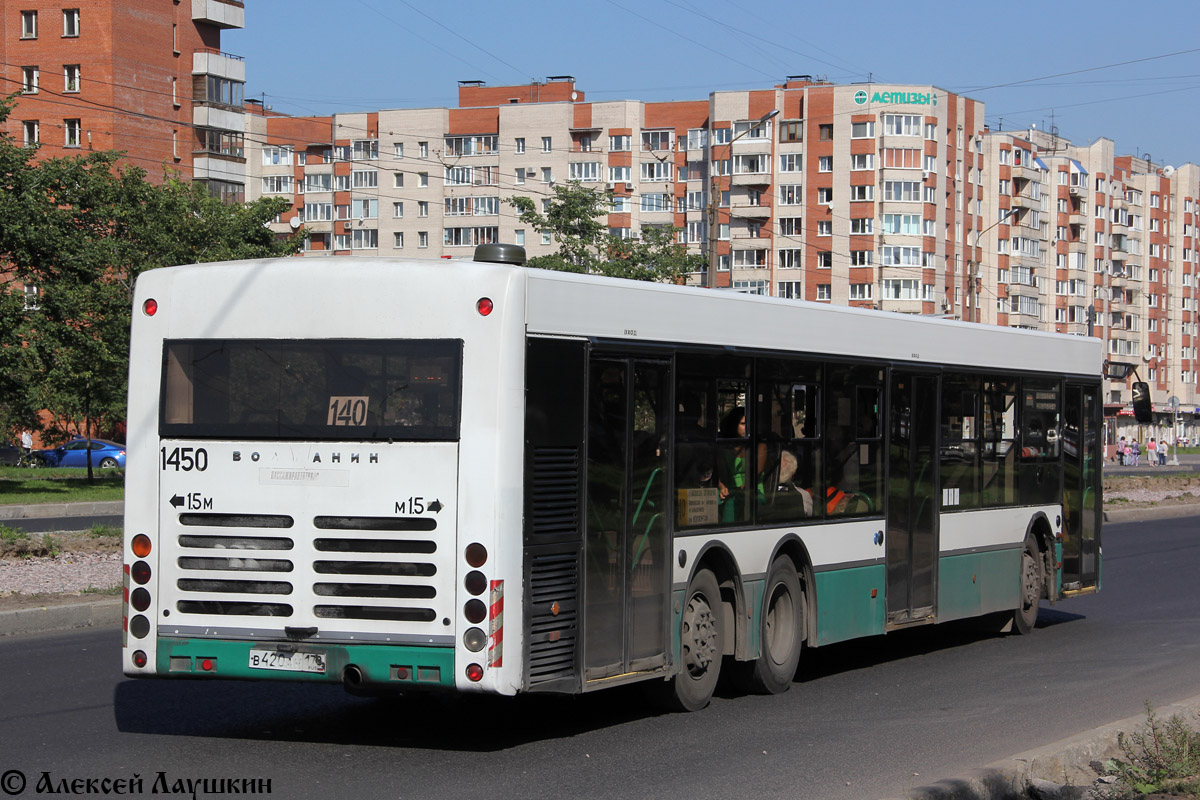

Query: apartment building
[
  {"left": 2, "top": 0, "right": 247, "bottom": 199},
  {"left": 249, "top": 78, "right": 986, "bottom": 322}
]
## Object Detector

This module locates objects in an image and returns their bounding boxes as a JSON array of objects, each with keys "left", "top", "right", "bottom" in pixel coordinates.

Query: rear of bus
[{"left": 122, "top": 254, "right": 528, "bottom": 696}]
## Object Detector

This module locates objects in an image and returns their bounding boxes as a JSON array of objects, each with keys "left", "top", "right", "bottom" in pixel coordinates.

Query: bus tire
[
  {"left": 739, "top": 556, "right": 803, "bottom": 694},
  {"left": 1013, "top": 534, "right": 1042, "bottom": 635},
  {"left": 665, "top": 568, "right": 723, "bottom": 711}
]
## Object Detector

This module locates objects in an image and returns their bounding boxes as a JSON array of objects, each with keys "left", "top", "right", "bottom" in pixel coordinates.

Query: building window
[
  {"left": 542, "top": 167, "right": 553, "bottom": 183},
  {"left": 260, "top": 175, "right": 293, "bottom": 194},
  {"left": 849, "top": 184, "right": 874, "bottom": 201},
  {"left": 515, "top": 230, "right": 525, "bottom": 246},
  {"left": 172, "top": 24, "right": 178, "bottom": 54},
  {"left": 818, "top": 124, "right": 833, "bottom": 141},
  {"left": 21, "top": 67, "right": 39, "bottom": 94},
  {"left": 351, "top": 169, "right": 378, "bottom": 189},
  {"left": 352, "top": 229, "right": 378, "bottom": 250},
  {"left": 62, "top": 8, "right": 79, "bottom": 37},
  {"left": 882, "top": 114, "right": 922, "bottom": 136},
  {"left": 542, "top": 232, "right": 553, "bottom": 245},
  {"left": 393, "top": 201, "right": 404, "bottom": 218},
  {"left": 817, "top": 251, "right": 833, "bottom": 268},
  {"left": 542, "top": 136, "right": 552, "bottom": 153},
  {"left": 393, "top": 232, "right": 404, "bottom": 248},
  {"left": 817, "top": 220, "right": 832, "bottom": 236},
  {"left": 352, "top": 140, "right": 379, "bottom": 160},
  {"left": 418, "top": 172, "right": 428, "bottom": 187},
  {"left": 609, "top": 135, "right": 631, "bottom": 152},
  {"left": 63, "top": 64, "right": 80, "bottom": 93},
  {"left": 818, "top": 156, "right": 832, "bottom": 172},
  {"left": 851, "top": 121, "right": 874, "bottom": 138},
  {"left": 514, "top": 137, "right": 525, "bottom": 154},
  {"left": 779, "top": 121, "right": 803, "bottom": 143},
  {"left": 641, "top": 130, "right": 674, "bottom": 151},
  {"left": 64, "top": 118, "right": 81, "bottom": 148},
  {"left": 850, "top": 217, "right": 873, "bottom": 234},
  {"left": 21, "top": 10, "right": 37, "bottom": 38},
  {"left": 22, "top": 120, "right": 38, "bottom": 146},
  {"left": 394, "top": 142, "right": 404, "bottom": 158},
  {"left": 418, "top": 232, "right": 428, "bottom": 248},
  {"left": 418, "top": 201, "right": 428, "bottom": 217},
  {"left": 851, "top": 153, "right": 874, "bottom": 171},
  {"left": 778, "top": 249, "right": 801, "bottom": 269},
  {"left": 418, "top": 141, "right": 428, "bottom": 157},
  {"left": 779, "top": 153, "right": 802, "bottom": 172},
  {"left": 816, "top": 284, "right": 831, "bottom": 301},
  {"left": 850, "top": 250, "right": 872, "bottom": 266},
  {"left": 817, "top": 187, "right": 833, "bottom": 204},
  {"left": 849, "top": 284, "right": 873, "bottom": 300},
  {"left": 515, "top": 167, "right": 526, "bottom": 184}
]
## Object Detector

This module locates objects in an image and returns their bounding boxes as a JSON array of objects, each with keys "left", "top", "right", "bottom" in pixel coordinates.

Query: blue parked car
[{"left": 35, "top": 438, "right": 126, "bottom": 469}]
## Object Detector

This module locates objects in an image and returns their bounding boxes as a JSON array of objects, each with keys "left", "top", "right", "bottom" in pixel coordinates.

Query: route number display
[{"left": 327, "top": 396, "right": 369, "bottom": 427}]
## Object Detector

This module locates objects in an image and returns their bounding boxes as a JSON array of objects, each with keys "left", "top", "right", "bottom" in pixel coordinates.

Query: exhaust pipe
[{"left": 343, "top": 665, "right": 365, "bottom": 690}]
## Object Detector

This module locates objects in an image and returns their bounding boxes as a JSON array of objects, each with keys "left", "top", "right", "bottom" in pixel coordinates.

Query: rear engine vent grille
[
  {"left": 528, "top": 448, "right": 581, "bottom": 543},
  {"left": 526, "top": 550, "right": 579, "bottom": 687}
]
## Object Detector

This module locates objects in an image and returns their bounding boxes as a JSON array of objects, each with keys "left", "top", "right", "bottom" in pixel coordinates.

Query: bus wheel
[
  {"left": 668, "top": 568, "right": 723, "bottom": 711},
  {"left": 740, "top": 557, "right": 803, "bottom": 694},
  {"left": 1013, "top": 535, "right": 1042, "bottom": 635}
]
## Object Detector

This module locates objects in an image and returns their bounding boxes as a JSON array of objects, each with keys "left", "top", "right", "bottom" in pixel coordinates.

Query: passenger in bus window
[{"left": 717, "top": 407, "right": 766, "bottom": 523}]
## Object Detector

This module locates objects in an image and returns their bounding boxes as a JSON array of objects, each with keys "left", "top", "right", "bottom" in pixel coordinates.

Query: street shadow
[{"left": 113, "top": 678, "right": 660, "bottom": 752}]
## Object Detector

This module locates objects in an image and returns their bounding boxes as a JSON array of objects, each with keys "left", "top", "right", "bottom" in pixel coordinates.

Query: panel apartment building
[
  {"left": 978, "top": 128, "right": 1200, "bottom": 433},
  {"left": 248, "top": 78, "right": 986, "bottom": 319},
  {"left": 1, "top": 0, "right": 247, "bottom": 200}
]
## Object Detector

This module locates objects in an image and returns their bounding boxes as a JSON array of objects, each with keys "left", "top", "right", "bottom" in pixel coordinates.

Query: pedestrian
[
  {"left": 20, "top": 429, "right": 31, "bottom": 455},
  {"left": 1160, "top": 440, "right": 1168, "bottom": 466},
  {"left": 1131, "top": 438, "right": 1140, "bottom": 466},
  {"left": 1118, "top": 436, "right": 1127, "bottom": 465},
  {"left": 1147, "top": 438, "right": 1157, "bottom": 467}
]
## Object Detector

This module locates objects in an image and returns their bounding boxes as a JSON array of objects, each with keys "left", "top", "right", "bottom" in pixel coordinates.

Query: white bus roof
[{"left": 135, "top": 257, "right": 1102, "bottom": 378}]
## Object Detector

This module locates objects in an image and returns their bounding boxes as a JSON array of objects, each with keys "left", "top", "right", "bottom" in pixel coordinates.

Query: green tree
[
  {"left": 509, "top": 181, "right": 704, "bottom": 282},
  {"left": 0, "top": 93, "right": 302, "bottom": 475}
]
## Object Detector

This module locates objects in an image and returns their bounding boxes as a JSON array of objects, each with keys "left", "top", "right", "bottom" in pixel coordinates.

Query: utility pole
[{"left": 706, "top": 108, "right": 779, "bottom": 289}]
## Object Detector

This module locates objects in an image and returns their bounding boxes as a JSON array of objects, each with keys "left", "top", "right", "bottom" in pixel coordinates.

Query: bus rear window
[{"left": 160, "top": 339, "right": 462, "bottom": 441}]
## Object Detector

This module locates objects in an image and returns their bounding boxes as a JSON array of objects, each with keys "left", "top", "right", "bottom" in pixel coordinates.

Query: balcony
[
  {"left": 193, "top": 49, "right": 245, "bottom": 82},
  {"left": 192, "top": 0, "right": 245, "bottom": 29},
  {"left": 193, "top": 105, "right": 244, "bottom": 132},
  {"left": 192, "top": 157, "right": 245, "bottom": 184},
  {"left": 729, "top": 203, "right": 771, "bottom": 219},
  {"left": 732, "top": 171, "right": 771, "bottom": 187}
]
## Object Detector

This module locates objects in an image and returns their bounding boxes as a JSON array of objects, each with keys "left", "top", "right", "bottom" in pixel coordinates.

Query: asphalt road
[{"left": 1, "top": 516, "right": 1197, "bottom": 800}]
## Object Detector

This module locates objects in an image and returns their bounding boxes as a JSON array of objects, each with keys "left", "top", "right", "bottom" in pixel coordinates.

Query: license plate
[{"left": 248, "top": 649, "right": 327, "bottom": 674}]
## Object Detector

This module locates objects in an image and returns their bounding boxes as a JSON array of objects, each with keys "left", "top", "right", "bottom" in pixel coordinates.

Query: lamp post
[
  {"left": 706, "top": 108, "right": 780, "bottom": 288},
  {"left": 967, "top": 206, "right": 1017, "bottom": 321}
]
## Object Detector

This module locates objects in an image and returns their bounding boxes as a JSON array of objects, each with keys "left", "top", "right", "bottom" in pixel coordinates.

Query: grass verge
[{"left": 0, "top": 467, "right": 124, "bottom": 505}]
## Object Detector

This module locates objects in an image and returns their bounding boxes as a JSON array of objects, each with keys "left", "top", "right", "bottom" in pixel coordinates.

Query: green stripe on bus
[
  {"left": 814, "top": 565, "right": 886, "bottom": 646},
  {"left": 937, "top": 549, "right": 1021, "bottom": 622},
  {"left": 155, "top": 638, "right": 456, "bottom": 686}
]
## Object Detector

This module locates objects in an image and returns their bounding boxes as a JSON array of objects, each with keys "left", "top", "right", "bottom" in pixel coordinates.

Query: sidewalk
[{"left": 0, "top": 499, "right": 123, "bottom": 521}]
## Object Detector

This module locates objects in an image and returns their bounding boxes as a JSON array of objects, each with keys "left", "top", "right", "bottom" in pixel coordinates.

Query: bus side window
[{"left": 823, "top": 365, "right": 882, "bottom": 517}]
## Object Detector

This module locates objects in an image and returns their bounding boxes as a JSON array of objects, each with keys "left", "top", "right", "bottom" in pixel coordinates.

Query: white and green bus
[{"left": 122, "top": 245, "right": 1103, "bottom": 711}]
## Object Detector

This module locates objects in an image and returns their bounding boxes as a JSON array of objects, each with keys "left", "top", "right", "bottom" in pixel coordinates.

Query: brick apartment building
[{"left": 1, "top": 0, "right": 247, "bottom": 200}]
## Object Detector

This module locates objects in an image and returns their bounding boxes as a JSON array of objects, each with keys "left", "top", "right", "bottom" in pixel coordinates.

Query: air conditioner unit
[
  {"left": 923, "top": 171, "right": 931, "bottom": 180},
  {"left": 624, "top": 182, "right": 634, "bottom": 192},
  {"left": 607, "top": 181, "right": 616, "bottom": 190}
]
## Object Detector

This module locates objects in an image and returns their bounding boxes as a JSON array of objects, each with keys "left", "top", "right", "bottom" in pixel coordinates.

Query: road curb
[
  {"left": 0, "top": 501, "right": 124, "bottom": 521},
  {"left": 1103, "top": 503, "right": 1200, "bottom": 523},
  {"left": 0, "top": 597, "right": 121, "bottom": 638},
  {"left": 891, "top": 696, "right": 1200, "bottom": 799}
]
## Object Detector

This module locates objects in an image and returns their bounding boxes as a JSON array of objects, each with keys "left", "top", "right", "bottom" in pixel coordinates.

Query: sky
[{"left": 226, "top": 0, "right": 1200, "bottom": 167}]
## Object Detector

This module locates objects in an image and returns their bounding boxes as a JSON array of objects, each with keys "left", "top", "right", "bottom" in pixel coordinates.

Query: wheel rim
[
  {"left": 99, "top": 458, "right": 117, "bottom": 469},
  {"left": 1021, "top": 549, "right": 1040, "bottom": 613},
  {"left": 682, "top": 590, "right": 718, "bottom": 679},
  {"left": 764, "top": 582, "right": 796, "bottom": 667}
]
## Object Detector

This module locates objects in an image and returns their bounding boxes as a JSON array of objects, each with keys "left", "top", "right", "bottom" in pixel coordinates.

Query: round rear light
[
  {"left": 464, "top": 570, "right": 487, "bottom": 596},
  {"left": 131, "top": 534, "right": 152, "bottom": 558},
  {"left": 129, "top": 615, "right": 150, "bottom": 639},
  {"left": 465, "top": 543, "right": 487, "bottom": 568},
  {"left": 476, "top": 297, "right": 493, "bottom": 316},
  {"left": 131, "top": 561, "right": 152, "bottom": 585},
  {"left": 142, "top": 299, "right": 158, "bottom": 316},
  {"left": 465, "top": 663, "right": 484, "bottom": 682},
  {"left": 132, "top": 650, "right": 147, "bottom": 668},
  {"left": 463, "top": 627, "right": 487, "bottom": 652},
  {"left": 464, "top": 599, "right": 487, "bottom": 624},
  {"left": 131, "top": 587, "right": 151, "bottom": 612}
]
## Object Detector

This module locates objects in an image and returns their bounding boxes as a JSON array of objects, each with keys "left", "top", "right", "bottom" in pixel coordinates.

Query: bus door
[
  {"left": 583, "top": 356, "right": 671, "bottom": 682},
  {"left": 887, "top": 370, "right": 940, "bottom": 626},
  {"left": 1061, "top": 382, "right": 1101, "bottom": 591}
]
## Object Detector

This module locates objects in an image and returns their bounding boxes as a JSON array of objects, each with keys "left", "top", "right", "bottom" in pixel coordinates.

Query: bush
[{"left": 1100, "top": 703, "right": 1200, "bottom": 797}]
